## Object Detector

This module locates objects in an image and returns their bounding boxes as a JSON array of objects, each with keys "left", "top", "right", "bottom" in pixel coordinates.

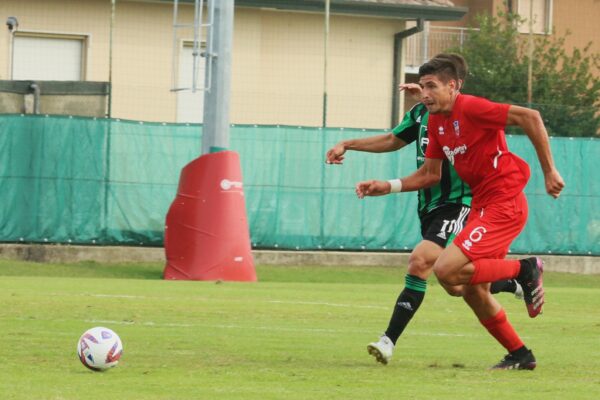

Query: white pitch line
[
  {"left": 48, "top": 293, "right": 389, "bottom": 310},
  {"left": 266, "top": 300, "right": 388, "bottom": 310},
  {"left": 89, "top": 294, "right": 146, "bottom": 299},
  {"left": 48, "top": 292, "right": 147, "bottom": 299},
  {"left": 11, "top": 316, "right": 528, "bottom": 339},
  {"left": 84, "top": 319, "right": 472, "bottom": 337}
]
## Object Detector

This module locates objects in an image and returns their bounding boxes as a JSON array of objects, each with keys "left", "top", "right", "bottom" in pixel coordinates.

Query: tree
[{"left": 449, "top": 11, "right": 600, "bottom": 137}]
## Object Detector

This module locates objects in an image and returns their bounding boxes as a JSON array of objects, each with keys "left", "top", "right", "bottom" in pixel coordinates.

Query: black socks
[
  {"left": 384, "top": 274, "right": 426, "bottom": 344},
  {"left": 490, "top": 279, "right": 518, "bottom": 294}
]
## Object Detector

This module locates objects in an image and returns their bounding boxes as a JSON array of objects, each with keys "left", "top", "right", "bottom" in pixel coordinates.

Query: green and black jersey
[{"left": 392, "top": 103, "right": 472, "bottom": 217}]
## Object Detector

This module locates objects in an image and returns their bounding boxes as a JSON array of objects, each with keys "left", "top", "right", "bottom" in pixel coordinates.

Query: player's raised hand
[
  {"left": 355, "top": 180, "right": 391, "bottom": 199},
  {"left": 325, "top": 142, "right": 346, "bottom": 164},
  {"left": 399, "top": 83, "right": 423, "bottom": 101},
  {"left": 544, "top": 168, "right": 565, "bottom": 199}
]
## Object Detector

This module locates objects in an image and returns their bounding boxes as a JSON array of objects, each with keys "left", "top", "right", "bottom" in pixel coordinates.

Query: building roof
[
  {"left": 239, "top": 0, "right": 467, "bottom": 20},
  {"left": 159, "top": 0, "right": 467, "bottom": 21}
]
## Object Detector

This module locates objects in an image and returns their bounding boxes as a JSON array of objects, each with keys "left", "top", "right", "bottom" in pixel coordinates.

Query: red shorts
[{"left": 454, "top": 192, "right": 528, "bottom": 261}]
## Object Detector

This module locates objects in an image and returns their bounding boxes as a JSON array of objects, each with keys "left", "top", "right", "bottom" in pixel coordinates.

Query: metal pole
[
  {"left": 171, "top": 0, "right": 180, "bottom": 91},
  {"left": 527, "top": 0, "right": 534, "bottom": 107},
  {"left": 192, "top": 0, "right": 205, "bottom": 92},
  {"left": 104, "top": 0, "right": 117, "bottom": 242},
  {"left": 422, "top": 21, "right": 429, "bottom": 64},
  {"left": 9, "top": 32, "right": 15, "bottom": 79},
  {"left": 205, "top": 0, "right": 215, "bottom": 91},
  {"left": 392, "top": 19, "right": 424, "bottom": 127},
  {"left": 322, "top": 0, "right": 330, "bottom": 128},
  {"left": 320, "top": 0, "right": 331, "bottom": 246},
  {"left": 108, "top": 0, "right": 116, "bottom": 117},
  {"left": 201, "top": 0, "right": 233, "bottom": 154}
]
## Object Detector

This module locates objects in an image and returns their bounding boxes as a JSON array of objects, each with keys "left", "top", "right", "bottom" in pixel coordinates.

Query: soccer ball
[{"left": 77, "top": 327, "right": 123, "bottom": 371}]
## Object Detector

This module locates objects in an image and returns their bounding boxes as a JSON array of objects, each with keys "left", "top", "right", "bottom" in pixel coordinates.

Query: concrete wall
[
  {"left": 0, "top": 92, "right": 23, "bottom": 113},
  {"left": 39, "top": 94, "right": 107, "bottom": 117},
  {"left": 1, "top": 244, "right": 599, "bottom": 275}
]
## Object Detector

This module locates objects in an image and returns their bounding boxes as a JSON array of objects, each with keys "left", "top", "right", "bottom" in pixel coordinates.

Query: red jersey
[{"left": 425, "top": 94, "right": 530, "bottom": 208}]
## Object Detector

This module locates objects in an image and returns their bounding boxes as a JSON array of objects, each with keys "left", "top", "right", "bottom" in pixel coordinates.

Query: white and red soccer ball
[{"left": 77, "top": 327, "right": 123, "bottom": 371}]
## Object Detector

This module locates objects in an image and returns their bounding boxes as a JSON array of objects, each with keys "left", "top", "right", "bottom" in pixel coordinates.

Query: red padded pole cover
[{"left": 163, "top": 151, "right": 256, "bottom": 281}]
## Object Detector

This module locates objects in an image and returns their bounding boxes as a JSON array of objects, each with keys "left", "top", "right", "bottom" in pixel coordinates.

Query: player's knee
[
  {"left": 443, "top": 284, "right": 464, "bottom": 297},
  {"left": 407, "top": 254, "right": 433, "bottom": 279},
  {"left": 462, "top": 284, "right": 488, "bottom": 302},
  {"left": 433, "top": 262, "right": 461, "bottom": 286}
]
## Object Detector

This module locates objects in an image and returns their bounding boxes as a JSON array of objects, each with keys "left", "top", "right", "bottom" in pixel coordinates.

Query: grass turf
[{"left": 1, "top": 259, "right": 599, "bottom": 399}]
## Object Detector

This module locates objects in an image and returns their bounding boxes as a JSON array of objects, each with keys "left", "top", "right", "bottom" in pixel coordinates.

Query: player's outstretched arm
[
  {"left": 325, "top": 134, "right": 406, "bottom": 164},
  {"left": 355, "top": 158, "right": 442, "bottom": 198},
  {"left": 506, "top": 105, "right": 565, "bottom": 198}
]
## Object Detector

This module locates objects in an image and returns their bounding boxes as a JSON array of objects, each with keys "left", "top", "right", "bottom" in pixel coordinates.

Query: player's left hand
[
  {"left": 544, "top": 168, "right": 565, "bottom": 199},
  {"left": 355, "top": 180, "right": 391, "bottom": 198}
]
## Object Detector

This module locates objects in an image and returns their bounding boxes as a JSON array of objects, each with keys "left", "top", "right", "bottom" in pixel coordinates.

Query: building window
[
  {"left": 12, "top": 33, "right": 86, "bottom": 81},
  {"left": 515, "top": 0, "right": 553, "bottom": 34}
]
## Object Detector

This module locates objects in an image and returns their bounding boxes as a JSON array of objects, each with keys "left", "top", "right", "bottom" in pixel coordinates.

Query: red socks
[
  {"left": 470, "top": 259, "right": 520, "bottom": 285},
  {"left": 480, "top": 309, "right": 524, "bottom": 352}
]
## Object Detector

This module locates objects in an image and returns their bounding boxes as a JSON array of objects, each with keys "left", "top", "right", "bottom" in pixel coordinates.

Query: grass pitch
[{"left": 1, "top": 259, "right": 599, "bottom": 400}]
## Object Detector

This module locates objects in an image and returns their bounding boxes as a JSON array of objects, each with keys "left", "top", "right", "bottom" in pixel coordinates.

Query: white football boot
[{"left": 367, "top": 335, "right": 394, "bottom": 365}]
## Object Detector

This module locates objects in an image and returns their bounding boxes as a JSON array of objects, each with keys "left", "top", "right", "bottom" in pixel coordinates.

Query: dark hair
[
  {"left": 418, "top": 53, "right": 467, "bottom": 84},
  {"left": 436, "top": 53, "right": 468, "bottom": 81}
]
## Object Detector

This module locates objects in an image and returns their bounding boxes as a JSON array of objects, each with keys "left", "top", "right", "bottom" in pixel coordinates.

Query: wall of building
[
  {"left": 110, "top": 0, "right": 176, "bottom": 122},
  {"left": 0, "top": 0, "right": 111, "bottom": 81},
  {"left": 431, "top": 0, "right": 599, "bottom": 78},
  {"left": 0, "top": 0, "right": 407, "bottom": 128},
  {"left": 431, "top": 0, "right": 496, "bottom": 27},
  {"left": 233, "top": 8, "right": 403, "bottom": 128},
  {"left": 552, "top": 0, "right": 599, "bottom": 77}
]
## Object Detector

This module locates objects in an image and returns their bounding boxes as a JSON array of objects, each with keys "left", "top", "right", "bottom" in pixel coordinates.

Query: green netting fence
[{"left": 1, "top": 114, "right": 598, "bottom": 255}]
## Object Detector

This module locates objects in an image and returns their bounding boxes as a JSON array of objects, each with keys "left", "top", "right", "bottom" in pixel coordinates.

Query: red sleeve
[
  {"left": 425, "top": 115, "right": 445, "bottom": 159},
  {"left": 463, "top": 96, "right": 510, "bottom": 130}
]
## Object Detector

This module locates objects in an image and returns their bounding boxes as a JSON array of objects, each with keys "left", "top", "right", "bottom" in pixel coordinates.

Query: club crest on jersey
[
  {"left": 438, "top": 126, "right": 445, "bottom": 135},
  {"left": 453, "top": 120, "right": 460, "bottom": 136}
]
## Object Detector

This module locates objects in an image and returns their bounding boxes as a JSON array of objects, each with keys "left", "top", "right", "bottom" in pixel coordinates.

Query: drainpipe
[
  {"left": 391, "top": 18, "right": 424, "bottom": 128},
  {"left": 30, "top": 82, "right": 40, "bottom": 114},
  {"left": 6, "top": 16, "right": 19, "bottom": 79}
]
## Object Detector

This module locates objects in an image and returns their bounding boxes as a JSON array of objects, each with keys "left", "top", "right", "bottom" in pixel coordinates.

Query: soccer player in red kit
[{"left": 355, "top": 54, "right": 564, "bottom": 369}]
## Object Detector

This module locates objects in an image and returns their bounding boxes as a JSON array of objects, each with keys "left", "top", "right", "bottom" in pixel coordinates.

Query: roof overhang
[
  {"left": 238, "top": 0, "right": 467, "bottom": 20},
  {"left": 151, "top": 0, "right": 467, "bottom": 21}
]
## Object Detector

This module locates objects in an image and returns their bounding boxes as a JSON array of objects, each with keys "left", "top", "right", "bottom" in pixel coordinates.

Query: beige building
[
  {"left": 0, "top": 0, "right": 466, "bottom": 128},
  {"left": 406, "top": 0, "right": 600, "bottom": 73},
  {"left": 400, "top": 0, "right": 599, "bottom": 111},
  {"left": 2, "top": 1, "right": 596, "bottom": 128},
  {"left": 450, "top": 0, "right": 599, "bottom": 60}
]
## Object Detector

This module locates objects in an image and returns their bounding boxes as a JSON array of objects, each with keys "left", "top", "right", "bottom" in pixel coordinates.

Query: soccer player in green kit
[{"left": 325, "top": 54, "right": 520, "bottom": 365}]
